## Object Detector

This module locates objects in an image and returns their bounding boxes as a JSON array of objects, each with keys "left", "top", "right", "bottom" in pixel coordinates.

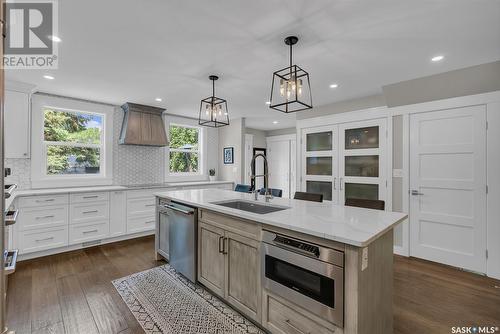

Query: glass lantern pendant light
[
  {"left": 198, "top": 75, "right": 229, "bottom": 127},
  {"left": 269, "top": 36, "right": 313, "bottom": 113}
]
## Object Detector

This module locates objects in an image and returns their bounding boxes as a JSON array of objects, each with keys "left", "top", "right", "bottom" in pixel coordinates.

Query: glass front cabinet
[{"left": 301, "top": 119, "right": 387, "bottom": 206}]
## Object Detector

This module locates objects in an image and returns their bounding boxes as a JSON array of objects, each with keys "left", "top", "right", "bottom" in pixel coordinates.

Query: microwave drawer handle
[
  {"left": 285, "top": 319, "right": 310, "bottom": 334},
  {"left": 160, "top": 204, "right": 194, "bottom": 215}
]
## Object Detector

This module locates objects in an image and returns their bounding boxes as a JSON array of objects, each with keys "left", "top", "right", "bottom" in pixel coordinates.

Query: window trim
[
  {"left": 164, "top": 118, "right": 208, "bottom": 182},
  {"left": 31, "top": 95, "right": 114, "bottom": 188}
]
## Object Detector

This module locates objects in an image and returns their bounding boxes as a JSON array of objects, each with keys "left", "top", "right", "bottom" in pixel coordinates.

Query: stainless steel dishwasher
[{"left": 156, "top": 198, "right": 198, "bottom": 282}]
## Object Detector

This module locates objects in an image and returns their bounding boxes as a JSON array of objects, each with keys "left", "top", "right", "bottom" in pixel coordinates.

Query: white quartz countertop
[
  {"left": 155, "top": 189, "right": 407, "bottom": 247},
  {"left": 5, "top": 181, "right": 234, "bottom": 209}
]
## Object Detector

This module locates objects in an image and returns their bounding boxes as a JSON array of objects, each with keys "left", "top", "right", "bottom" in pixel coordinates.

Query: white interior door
[
  {"left": 338, "top": 119, "right": 387, "bottom": 206},
  {"left": 301, "top": 125, "right": 338, "bottom": 203},
  {"left": 409, "top": 106, "right": 487, "bottom": 273},
  {"left": 268, "top": 140, "right": 290, "bottom": 197}
]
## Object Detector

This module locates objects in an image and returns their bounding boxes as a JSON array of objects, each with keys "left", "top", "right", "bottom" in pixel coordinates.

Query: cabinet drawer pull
[
  {"left": 83, "top": 195, "right": 99, "bottom": 199},
  {"left": 219, "top": 236, "right": 224, "bottom": 253},
  {"left": 35, "top": 237, "right": 54, "bottom": 242},
  {"left": 145, "top": 220, "right": 155, "bottom": 224},
  {"left": 82, "top": 229, "right": 98, "bottom": 234},
  {"left": 36, "top": 215, "right": 55, "bottom": 220},
  {"left": 145, "top": 204, "right": 156, "bottom": 207},
  {"left": 82, "top": 210, "right": 98, "bottom": 214},
  {"left": 36, "top": 199, "right": 55, "bottom": 203},
  {"left": 223, "top": 237, "right": 228, "bottom": 255},
  {"left": 285, "top": 319, "right": 310, "bottom": 334}
]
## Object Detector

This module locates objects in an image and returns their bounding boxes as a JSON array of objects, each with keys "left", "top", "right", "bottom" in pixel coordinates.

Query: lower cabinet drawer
[
  {"left": 70, "top": 202, "right": 109, "bottom": 225},
  {"left": 17, "top": 205, "right": 68, "bottom": 231},
  {"left": 18, "top": 226, "right": 69, "bottom": 254},
  {"left": 127, "top": 215, "right": 156, "bottom": 234},
  {"left": 127, "top": 197, "right": 156, "bottom": 216},
  {"left": 69, "top": 221, "right": 109, "bottom": 245},
  {"left": 18, "top": 194, "right": 69, "bottom": 208},
  {"left": 264, "top": 292, "right": 339, "bottom": 334}
]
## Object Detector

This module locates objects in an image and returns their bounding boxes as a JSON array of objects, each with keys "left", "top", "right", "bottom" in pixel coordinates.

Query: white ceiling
[{"left": 6, "top": 0, "right": 500, "bottom": 130}]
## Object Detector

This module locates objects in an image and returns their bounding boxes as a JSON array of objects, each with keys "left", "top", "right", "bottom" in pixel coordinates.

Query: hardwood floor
[{"left": 6, "top": 236, "right": 500, "bottom": 334}]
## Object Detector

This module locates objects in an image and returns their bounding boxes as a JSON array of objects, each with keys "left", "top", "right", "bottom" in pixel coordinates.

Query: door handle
[
  {"left": 339, "top": 178, "right": 344, "bottom": 190},
  {"left": 411, "top": 190, "right": 424, "bottom": 196},
  {"left": 219, "top": 236, "right": 224, "bottom": 254},
  {"left": 333, "top": 177, "right": 337, "bottom": 190},
  {"left": 159, "top": 204, "right": 194, "bottom": 215}
]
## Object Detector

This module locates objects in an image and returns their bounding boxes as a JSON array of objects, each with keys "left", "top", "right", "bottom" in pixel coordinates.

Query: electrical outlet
[{"left": 361, "top": 247, "right": 368, "bottom": 271}]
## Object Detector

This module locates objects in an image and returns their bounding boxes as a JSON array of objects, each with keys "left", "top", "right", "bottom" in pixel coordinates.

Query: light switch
[{"left": 393, "top": 169, "right": 403, "bottom": 178}]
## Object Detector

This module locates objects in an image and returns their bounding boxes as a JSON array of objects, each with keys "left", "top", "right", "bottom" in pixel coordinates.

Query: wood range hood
[{"left": 119, "top": 102, "right": 169, "bottom": 147}]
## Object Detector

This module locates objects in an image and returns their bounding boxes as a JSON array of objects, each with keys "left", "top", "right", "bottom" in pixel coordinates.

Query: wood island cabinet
[{"left": 198, "top": 210, "right": 262, "bottom": 323}]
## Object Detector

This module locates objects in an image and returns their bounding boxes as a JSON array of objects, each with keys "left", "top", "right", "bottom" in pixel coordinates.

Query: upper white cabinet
[
  {"left": 5, "top": 82, "right": 34, "bottom": 159},
  {"left": 301, "top": 118, "right": 387, "bottom": 205}
]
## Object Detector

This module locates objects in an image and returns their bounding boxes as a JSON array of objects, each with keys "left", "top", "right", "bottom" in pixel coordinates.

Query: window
[
  {"left": 31, "top": 95, "right": 113, "bottom": 188},
  {"left": 168, "top": 124, "right": 201, "bottom": 175},
  {"left": 44, "top": 108, "right": 103, "bottom": 175}
]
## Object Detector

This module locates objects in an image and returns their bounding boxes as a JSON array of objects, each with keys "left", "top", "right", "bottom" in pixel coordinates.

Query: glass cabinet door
[
  {"left": 301, "top": 126, "right": 338, "bottom": 203},
  {"left": 306, "top": 131, "right": 332, "bottom": 151},
  {"left": 339, "top": 119, "right": 386, "bottom": 207}
]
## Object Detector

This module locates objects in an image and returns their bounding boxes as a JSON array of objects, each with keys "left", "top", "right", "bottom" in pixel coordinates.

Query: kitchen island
[{"left": 155, "top": 188, "right": 407, "bottom": 334}]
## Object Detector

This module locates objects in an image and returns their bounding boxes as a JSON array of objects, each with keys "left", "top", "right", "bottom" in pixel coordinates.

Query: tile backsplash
[
  {"left": 5, "top": 158, "right": 31, "bottom": 189},
  {"left": 112, "top": 107, "right": 165, "bottom": 185}
]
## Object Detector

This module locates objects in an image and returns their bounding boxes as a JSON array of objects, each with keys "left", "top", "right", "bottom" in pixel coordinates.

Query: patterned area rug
[{"left": 113, "top": 264, "right": 265, "bottom": 334}]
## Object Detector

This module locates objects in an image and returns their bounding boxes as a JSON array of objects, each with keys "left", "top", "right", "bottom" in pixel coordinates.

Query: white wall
[
  {"left": 246, "top": 127, "right": 267, "bottom": 148},
  {"left": 218, "top": 118, "right": 245, "bottom": 184},
  {"left": 265, "top": 127, "right": 296, "bottom": 137},
  {"left": 383, "top": 61, "right": 500, "bottom": 107}
]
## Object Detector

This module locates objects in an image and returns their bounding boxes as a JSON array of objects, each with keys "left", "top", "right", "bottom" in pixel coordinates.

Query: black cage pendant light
[
  {"left": 269, "top": 36, "right": 312, "bottom": 113},
  {"left": 199, "top": 75, "right": 229, "bottom": 128}
]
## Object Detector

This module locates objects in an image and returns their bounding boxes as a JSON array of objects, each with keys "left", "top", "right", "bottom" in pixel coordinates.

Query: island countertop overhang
[{"left": 155, "top": 188, "right": 407, "bottom": 247}]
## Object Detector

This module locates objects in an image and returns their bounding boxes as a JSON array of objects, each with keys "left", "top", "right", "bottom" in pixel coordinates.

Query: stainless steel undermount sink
[{"left": 211, "top": 200, "right": 289, "bottom": 214}]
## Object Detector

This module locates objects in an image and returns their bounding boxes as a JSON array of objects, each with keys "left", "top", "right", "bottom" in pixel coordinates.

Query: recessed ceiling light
[
  {"left": 155, "top": 98, "right": 162, "bottom": 102},
  {"left": 431, "top": 55, "right": 444, "bottom": 62},
  {"left": 265, "top": 101, "right": 271, "bottom": 105},
  {"left": 43, "top": 75, "right": 55, "bottom": 80},
  {"left": 329, "top": 83, "right": 339, "bottom": 89},
  {"left": 49, "top": 35, "right": 61, "bottom": 42},
  {"left": 273, "top": 121, "right": 278, "bottom": 124}
]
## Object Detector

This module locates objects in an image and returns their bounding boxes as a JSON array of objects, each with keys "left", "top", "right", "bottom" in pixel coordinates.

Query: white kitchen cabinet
[
  {"left": 300, "top": 118, "right": 387, "bottom": 206},
  {"left": 126, "top": 188, "right": 168, "bottom": 233},
  {"left": 69, "top": 221, "right": 110, "bottom": 245},
  {"left": 5, "top": 89, "right": 31, "bottom": 159},
  {"left": 110, "top": 191, "right": 127, "bottom": 237}
]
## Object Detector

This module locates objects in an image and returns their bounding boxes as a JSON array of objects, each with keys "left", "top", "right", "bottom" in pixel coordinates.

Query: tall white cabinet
[
  {"left": 4, "top": 82, "right": 34, "bottom": 159},
  {"left": 300, "top": 118, "right": 387, "bottom": 206}
]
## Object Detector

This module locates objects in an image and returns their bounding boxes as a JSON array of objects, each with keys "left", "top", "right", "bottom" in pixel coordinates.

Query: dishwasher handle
[{"left": 159, "top": 203, "right": 195, "bottom": 215}]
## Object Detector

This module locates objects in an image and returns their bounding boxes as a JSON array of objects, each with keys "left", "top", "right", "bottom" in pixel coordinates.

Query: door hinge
[
  {"left": 386, "top": 130, "right": 388, "bottom": 138},
  {"left": 486, "top": 121, "right": 488, "bottom": 131},
  {"left": 486, "top": 249, "right": 488, "bottom": 259},
  {"left": 486, "top": 185, "right": 489, "bottom": 194}
]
